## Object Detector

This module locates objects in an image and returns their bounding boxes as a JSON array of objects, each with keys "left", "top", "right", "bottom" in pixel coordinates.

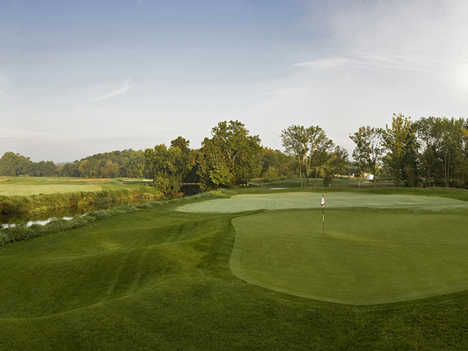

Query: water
[{"left": 1, "top": 217, "right": 74, "bottom": 229}]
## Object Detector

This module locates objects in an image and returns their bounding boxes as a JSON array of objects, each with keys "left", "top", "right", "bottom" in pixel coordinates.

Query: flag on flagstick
[
  {"left": 320, "top": 194, "right": 326, "bottom": 233},
  {"left": 321, "top": 194, "right": 326, "bottom": 207}
]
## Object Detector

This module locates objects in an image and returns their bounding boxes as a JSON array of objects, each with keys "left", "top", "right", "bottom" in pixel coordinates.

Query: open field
[
  {"left": 1, "top": 190, "right": 468, "bottom": 350},
  {"left": 0, "top": 177, "right": 149, "bottom": 196}
]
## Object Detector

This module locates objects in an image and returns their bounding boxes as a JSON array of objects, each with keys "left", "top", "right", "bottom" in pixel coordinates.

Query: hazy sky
[{"left": 1, "top": 0, "right": 468, "bottom": 162}]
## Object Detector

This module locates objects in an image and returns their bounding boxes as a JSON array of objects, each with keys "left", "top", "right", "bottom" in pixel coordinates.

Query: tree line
[{"left": 1, "top": 115, "right": 467, "bottom": 193}]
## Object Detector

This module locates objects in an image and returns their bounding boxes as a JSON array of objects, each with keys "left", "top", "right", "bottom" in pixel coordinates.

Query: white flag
[{"left": 321, "top": 194, "right": 326, "bottom": 207}]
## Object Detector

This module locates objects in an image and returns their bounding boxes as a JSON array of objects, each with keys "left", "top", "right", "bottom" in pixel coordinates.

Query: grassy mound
[
  {"left": 177, "top": 192, "right": 468, "bottom": 213},
  {"left": 231, "top": 209, "right": 468, "bottom": 304}
]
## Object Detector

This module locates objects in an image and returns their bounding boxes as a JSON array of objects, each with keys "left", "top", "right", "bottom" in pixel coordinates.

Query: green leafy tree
[
  {"left": 321, "top": 146, "right": 350, "bottom": 185},
  {"left": 381, "top": 114, "right": 419, "bottom": 186},
  {"left": 144, "top": 144, "right": 184, "bottom": 195},
  {"left": 198, "top": 120, "right": 262, "bottom": 189},
  {"left": 261, "top": 148, "right": 296, "bottom": 179},
  {"left": 306, "top": 126, "right": 334, "bottom": 178},
  {"left": 281, "top": 125, "right": 334, "bottom": 184},
  {"left": 0, "top": 152, "right": 33, "bottom": 176},
  {"left": 170, "top": 136, "right": 198, "bottom": 183},
  {"left": 281, "top": 125, "right": 309, "bottom": 181},
  {"left": 349, "top": 126, "right": 383, "bottom": 181}
]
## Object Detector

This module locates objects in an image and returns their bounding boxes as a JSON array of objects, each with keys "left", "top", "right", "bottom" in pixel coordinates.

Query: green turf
[
  {"left": 1, "top": 191, "right": 468, "bottom": 350},
  {"left": 177, "top": 192, "right": 468, "bottom": 213},
  {"left": 0, "top": 176, "right": 149, "bottom": 196},
  {"left": 0, "top": 184, "right": 104, "bottom": 196},
  {"left": 231, "top": 209, "right": 468, "bottom": 305}
]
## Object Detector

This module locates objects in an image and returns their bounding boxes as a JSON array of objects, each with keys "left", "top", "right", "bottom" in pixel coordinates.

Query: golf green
[
  {"left": 177, "top": 192, "right": 468, "bottom": 213},
  {"left": 231, "top": 209, "right": 468, "bottom": 305}
]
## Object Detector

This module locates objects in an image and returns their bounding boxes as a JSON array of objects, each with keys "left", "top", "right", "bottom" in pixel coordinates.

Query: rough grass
[
  {"left": 177, "top": 192, "right": 468, "bottom": 213},
  {"left": 231, "top": 209, "right": 468, "bottom": 305},
  {"left": 1, "top": 191, "right": 468, "bottom": 350}
]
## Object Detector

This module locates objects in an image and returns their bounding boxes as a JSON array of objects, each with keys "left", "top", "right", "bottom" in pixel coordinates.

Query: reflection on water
[
  {"left": 0, "top": 206, "right": 86, "bottom": 226},
  {"left": 1, "top": 217, "right": 74, "bottom": 229}
]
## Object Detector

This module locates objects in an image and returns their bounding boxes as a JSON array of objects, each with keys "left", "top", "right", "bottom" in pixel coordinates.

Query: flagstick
[
  {"left": 321, "top": 207, "right": 325, "bottom": 233},
  {"left": 320, "top": 193, "right": 326, "bottom": 233}
]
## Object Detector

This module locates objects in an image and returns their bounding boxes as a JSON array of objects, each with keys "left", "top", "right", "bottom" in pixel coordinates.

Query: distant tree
[
  {"left": 31, "top": 161, "right": 57, "bottom": 176},
  {"left": 321, "top": 146, "right": 350, "bottom": 185},
  {"left": 281, "top": 125, "right": 309, "bottom": 181},
  {"left": 306, "top": 126, "right": 334, "bottom": 178},
  {"left": 144, "top": 144, "right": 184, "bottom": 194},
  {"left": 281, "top": 125, "right": 334, "bottom": 183},
  {"left": 349, "top": 126, "right": 383, "bottom": 181},
  {"left": 59, "top": 161, "right": 81, "bottom": 177},
  {"left": 198, "top": 120, "right": 262, "bottom": 189},
  {"left": 414, "top": 117, "right": 444, "bottom": 186},
  {"left": 439, "top": 118, "right": 466, "bottom": 187},
  {"left": 170, "top": 136, "right": 198, "bottom": 183},
  {"left": 78, "top": 160, "right": 91, "bottom": 178},
  {"left": 0, "top": 152, "right": 33, "bottom": 176},
  {"left": 381, "top": 114, "right": 419, "bottom": 186},
  {"left": 101, "top": 160, "right": 119, "bottom": 178},
  {"left": 261, "top": 148, "right": 296, "bottom": 179}
]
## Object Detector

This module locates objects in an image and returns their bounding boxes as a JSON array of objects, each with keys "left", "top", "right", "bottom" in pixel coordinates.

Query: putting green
[
  {"left": 177, "top": 192, "right": 468, "bottom": 213},
  {"left": 231, "top": 210, "right": 468, "bottom": 305}
]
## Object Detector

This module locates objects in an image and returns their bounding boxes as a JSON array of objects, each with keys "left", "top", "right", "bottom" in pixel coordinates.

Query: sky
[{"left": 1, "top": 0, "right": 468, "bottom": 162}]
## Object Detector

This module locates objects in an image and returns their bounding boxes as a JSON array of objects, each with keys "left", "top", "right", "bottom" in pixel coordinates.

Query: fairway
[
  {"left": 0, "top": 177, "right": 150, "bottom": 196},
  {"left": 231, "top": 209, "right": 468, "bottom": 305},
  {"left": 177, "top": 192, "right": 468, "bottom": 212},
  {"left": 0, "top": 184, "right": 103, "bottom": 196}
]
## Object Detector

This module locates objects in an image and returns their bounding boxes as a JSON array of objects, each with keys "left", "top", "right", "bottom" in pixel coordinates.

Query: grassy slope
[
  {"left": 232, "top": 209, "right": 468, "bottom": 304},
  {"left": 0, "top": 192, "right": 467, "bottom": 350}
]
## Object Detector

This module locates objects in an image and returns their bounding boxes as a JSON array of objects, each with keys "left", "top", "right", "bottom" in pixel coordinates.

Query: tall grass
[
  {"left": 0, "top": 192, "right": 217, "bottom": 248},
  {"left": 0, "top": 189, "right": 162, "bottom": 219}
]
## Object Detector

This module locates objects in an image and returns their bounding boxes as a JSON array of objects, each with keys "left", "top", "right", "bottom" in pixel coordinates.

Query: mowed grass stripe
[{"left": 177, "top": 192, "right": 468, "bottom": 213}]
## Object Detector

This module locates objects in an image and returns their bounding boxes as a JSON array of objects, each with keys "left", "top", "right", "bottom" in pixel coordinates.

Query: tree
[
  {"left": 261, "top": 148, "right": 296, "bottom": 179},
  {"left": 349, "top": 126, "right": 383, "bottom": 181},
  {"left": 321, "top": 146, "right": 350, "bottom": 185},
  {"left": 306, "top": 126, "right": 334, "bottom": 178},
  {"left": 0, "top": 152, "right": 33, "bottom": 176},
  {"left": 144, "top": 144, "right": 184, "bottom": 195},
  {"left": 439, "top": 118, "right": 466, "bottom": 187},
  {"left": 198, "top": 120, "right": 262, "bottom": 189},
  {"left": 170, "top": 136, "right": 197, "bottom": 183},
  {"left": 101, "top": 160, "right": 119, "bottom": 178},
  {"left": 59, "top": 161, "right": 81, "bottom": 177},
  {"left": 381, "top": 114, "right": 419, "bottom": 186},
  {"left": 281, "top": 125, "right": 309, "bottom": 181},
  {"left": 78, "top": 160, "right": 92, "bottom": 178},
  {"left": 415, "top": 117, "right": 444, "bottom": 186},
  {"left": 281, "top": 125, "right": 334, "bottom": 184}
]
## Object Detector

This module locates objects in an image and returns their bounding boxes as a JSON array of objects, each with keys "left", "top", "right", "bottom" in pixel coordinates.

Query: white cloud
[
  {"left": 294, "top": 57, "right": 350, "bottom": 69},
  {"left": 294, "top": 54, "right": 447, "bottom": 74},
  {"left": 91, "top": 80, "right": 132, "bottom": 102}
]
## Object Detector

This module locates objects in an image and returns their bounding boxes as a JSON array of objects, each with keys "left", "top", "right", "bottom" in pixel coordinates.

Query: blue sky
[{"left": 1, "top": 0, "right": 468, "bottom": 161}]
